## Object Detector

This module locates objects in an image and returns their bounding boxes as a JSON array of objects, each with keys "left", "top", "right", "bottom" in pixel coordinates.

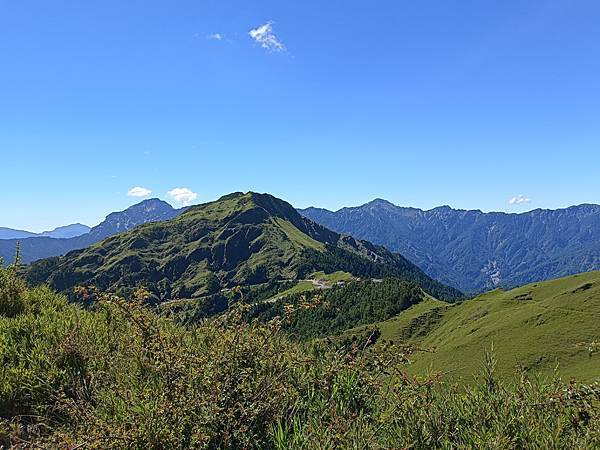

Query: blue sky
[{"left": 1, "top": 0, "right": 599, "bottom": 231}]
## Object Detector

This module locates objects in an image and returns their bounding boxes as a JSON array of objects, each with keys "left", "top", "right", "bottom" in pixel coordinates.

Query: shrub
[
  {"left": 0, "top": 274, "right": 599, "bottom": 448},
  {"left": 0, "top": 259, "right": 27, "bottom": 317}
]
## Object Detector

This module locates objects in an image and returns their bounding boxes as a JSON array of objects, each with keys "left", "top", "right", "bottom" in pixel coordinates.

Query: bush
[
  {"left": 0, "top": 274, "right": 599, "bottom": 448},
  {"left": 0, "top": 260, "right": 27, "bottom": 317}
]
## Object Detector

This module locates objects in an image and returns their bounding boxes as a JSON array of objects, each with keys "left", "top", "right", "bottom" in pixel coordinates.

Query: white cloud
[
  {"left": 249, "top": 21, "right": 285, "bottom": 52},
  {"left": 209, "top": 33, "right": 223, "bottom": 41},
  {"left": 509, "top": 194, "right": 531, "bottom": 205},
  {"left": 128, "top": 186, "right": 152, "bottom": 197},
  {"left": 167, "top": 187, "right": 198, "bottom": 206}
]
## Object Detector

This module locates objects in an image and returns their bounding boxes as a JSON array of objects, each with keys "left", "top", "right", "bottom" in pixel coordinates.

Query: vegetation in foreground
[{"left": 1, "top": 264, "right": 599, "bottom": 448}]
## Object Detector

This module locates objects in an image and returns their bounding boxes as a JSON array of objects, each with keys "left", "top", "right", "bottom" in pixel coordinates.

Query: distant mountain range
[
  {"left": 0, "top": 199, "right": 185, "bottom": 265},
  {"left": 0, "top": 223, "right": 90, "bottom": 240},
  {"left": 299, "top": 200, "right": 600, "bottom": 293},
  {"left": 24, "top": 192, "right": 461, "bottom": 303}
]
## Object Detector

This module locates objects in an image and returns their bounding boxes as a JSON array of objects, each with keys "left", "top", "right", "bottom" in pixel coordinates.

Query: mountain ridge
[
  {"left": 0, "top": 223, "right": 91, "bottom": 240},
  {"left": 0, "top": 198, "right": 185, "bottom": 265},
  {"left": 310, "top": 201, "right": 600, "bottom": 216},
  {"left": 299, "top": 200, "right": 600, "bottom": 293}
]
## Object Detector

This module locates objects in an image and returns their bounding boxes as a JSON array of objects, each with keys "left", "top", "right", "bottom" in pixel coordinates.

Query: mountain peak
[
  {"left": 93, "top": 198, "right": 180, "bottom": 238},
  {"left": 365, "top": 198, "right": 396, "bottom": 208},
  {"left": 217, "top": 192, "right": 247, "bottom": 202},
  {"left": 24, "top": 191, "right": 461, "bottom": 303},
  {"left": 0, "top": 199, "right": 187, "bottom": 265},
  {"left": 430, "top": 205, "right": 454, "bottom": 213},
  {"left": 102, "top": 198, "right": 177, "bottom": 221},
  {"left": 40, "top": 223, "right": 91, "bottom": 239},
  {"left": 188, "top": 192, "right": 300, "bottom": 223},
  {"left": 127, "top": 197, "right": 174, "bottom": 210}
]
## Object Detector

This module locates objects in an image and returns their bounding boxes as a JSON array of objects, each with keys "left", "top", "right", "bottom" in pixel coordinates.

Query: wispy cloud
[
  {"left": 127, "top": 186, "right": 152, "bottom": 197},
  {"left": 209, "top": 33, "right": 223, "bottom": 41},
  {"left": 249, "top": 21, "right": 285, "bottom": 52},
  {"left": 167, "top": 187, "right": 198, "bottom": 206},
  {"left": 509, "top": 194, "right": 531, "bottom": 205}
]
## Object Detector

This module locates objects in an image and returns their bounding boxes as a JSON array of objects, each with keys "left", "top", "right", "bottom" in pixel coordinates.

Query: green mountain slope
[
  {"left": 246, "top": 278, "right": 426, "bottom": 341},
  {"left": 350, "top": 271, "right": 600, "bottom": 381},
  {"left": 24, "top": 192, "right": 461, "bottom": 303}
]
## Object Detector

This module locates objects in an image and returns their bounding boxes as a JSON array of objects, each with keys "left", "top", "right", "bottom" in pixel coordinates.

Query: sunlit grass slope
[{"left": 361, "top": 272, "right": 600, "bottom": 382}]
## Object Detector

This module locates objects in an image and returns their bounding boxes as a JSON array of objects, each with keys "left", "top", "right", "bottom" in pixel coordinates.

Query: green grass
[
  {"left": 265, "top": 280, "right": 316, "bottom": 300},
  {"left": 262, "top": 272, "right": 354, "bottom": 303},
  {"left": 310, "top": 270, "right": 354, "bottom": 284},
  {"left": 273, "top": 218, "right": 325, "bottom": 252},
  {"left": 364, "top": 272, "right": 600, "bottom": 382},
  {"left": 342, "top": 294, "right": 447, "bottom": 343}
]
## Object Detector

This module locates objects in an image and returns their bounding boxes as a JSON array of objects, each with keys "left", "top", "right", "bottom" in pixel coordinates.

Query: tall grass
[{"left": 0, "top": 268, "right": 598, "bottom": 448}]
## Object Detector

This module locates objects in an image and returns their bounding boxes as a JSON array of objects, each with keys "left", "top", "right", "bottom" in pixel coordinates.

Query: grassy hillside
[
  {"left": 352, "top": 272, "right": 600, "bottom": 382},
  {"left": 23, "top": 192, "right": 461, "bottom": 304},
  {"left": 1, "top": 265, "right": 598, "bottom": 448}
]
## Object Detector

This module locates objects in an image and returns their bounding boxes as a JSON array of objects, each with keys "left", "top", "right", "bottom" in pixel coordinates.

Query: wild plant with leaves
[{"left": 0, "top": 269, "right": 599, "bottom": 448}]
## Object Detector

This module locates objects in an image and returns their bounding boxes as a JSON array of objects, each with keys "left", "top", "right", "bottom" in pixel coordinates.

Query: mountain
[
  {"left": 23, "top": 192, "right": 462, "bottom": 303},
  {"left": 0, "top": 223, "right": 90, "bottom": 240},
  {"left": 0, "top": 199, "right": 183, "bottom": 265},
  {"left": 83, "top": 198, "right": 185, "bottom": 241},
  {"left": 0, "top": 227, "right": 38, "bottom": 240},
  {"left": 342, "top": 271, "right": 600, "bottom": 382},
  {"left": 40, "top": 223, "right": 91, "bottom": 239},
  {"left": 299, "top": 201, "right": 600, "bottom": 293}
]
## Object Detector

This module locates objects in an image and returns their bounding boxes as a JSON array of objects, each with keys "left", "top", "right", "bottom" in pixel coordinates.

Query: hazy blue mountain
[
  {"left": 0, "top": 199, "right": 184, "bottom": 265},
  {"left": 299, "top": 200, "right": 600, "bottom": 293},
  {"left": 0, "top": 223, "right": 91, "bottom": 240},
  {"left": 40, "top": 223, "right": 91, "bottom": 238},
  {"left": 0, "top": 227, "right": 38, "bottom": 240}
]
